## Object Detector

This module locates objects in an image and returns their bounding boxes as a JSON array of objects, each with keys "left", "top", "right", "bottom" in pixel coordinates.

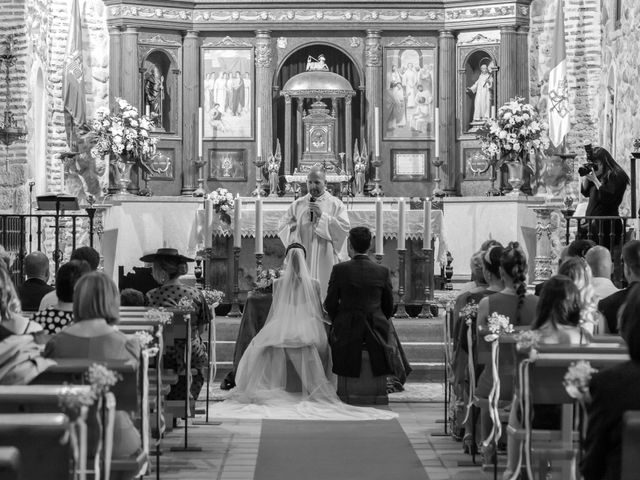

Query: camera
[{"left": 578, "top": 143, "right": 596, "bottom": 176}]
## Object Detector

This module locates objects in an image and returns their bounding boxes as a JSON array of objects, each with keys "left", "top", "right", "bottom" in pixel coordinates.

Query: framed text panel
[{"left": 390, "top": 149, "right": 430, "bottom": 181}]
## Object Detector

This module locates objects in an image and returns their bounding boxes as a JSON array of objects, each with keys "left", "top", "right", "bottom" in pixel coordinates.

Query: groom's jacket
[{"left": 324, "top": 254, "right": 394, "bottom": 378}]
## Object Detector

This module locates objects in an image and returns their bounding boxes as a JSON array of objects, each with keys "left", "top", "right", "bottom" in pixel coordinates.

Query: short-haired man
[
  {"left": 324, "top": 227, "right": 394, "bottom": 382},
  {"left": 16, "top": 251, "right": 54, "bottom": 311},
  {"left": 535, "top": 240, "right": 596, "bottom": 296},
  {"left": 585, "top": 246, "right": 619, "bottom": 303},
  {"left": 598, "top": 240, "right": 640, "bottom": 334}
]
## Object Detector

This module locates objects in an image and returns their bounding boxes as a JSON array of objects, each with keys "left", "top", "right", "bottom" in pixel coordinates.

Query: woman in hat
[{"left": 142, "top": 248, "right": 212, "bottom": 402}]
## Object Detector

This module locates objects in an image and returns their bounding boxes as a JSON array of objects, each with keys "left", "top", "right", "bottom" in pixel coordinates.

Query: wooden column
[
  {"left": 498, "top": 26, "right": 518, "bottom": 106},
  {"left": 296, "top": 99, "right": 303, "bottom": 163},
  {"left": 516, "top": 26, "right": 530, "bottom": 101},
  {"left": 284, "top": 94, "right": 292, "bottom": 173},
  {"left": 121, "top": 26, "right": 140, "bottom": 194},
  {"left": 255, "top": 30, "right": 274, "bottom": 163},
  {"left": 364, "top": 30, "right": 382, "bottom": 157},
  {"left": 107, "top": 26, "right": 123, "bottom": 194},
  {"left": 181, "top": 30, "right": 199, "bottom": 195},
  {"left": 438, "top": 30, "right": 457, "bottom": 195},
  {"left": 345, "top": 96, "right": 352, "bottom": 172}
]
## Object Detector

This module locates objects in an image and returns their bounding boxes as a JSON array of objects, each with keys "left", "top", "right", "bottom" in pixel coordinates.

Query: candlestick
[
  {"left": 233, "top": 195, "right": 242, "bottom": 249},
  {"left": 434, "top": 107, "right": 440, "bottom": 155},
  {"left": 375, "top": 197, "right": 384, "bottom": 255},
  {"left": 423, "top": 198, "right": 432, "bottom": 251},
  {"left": 397, "top": 198, "right": 406, "bottom": 250},
  {"left": 394, "top": 249, "right": 409, "bottom": 318},
  {"left": 257, "top": 106, "right": 262, "bottom": 157},
  {"left": 255, "top": 197, "right": 263, "bottom": 254},
  {"left": 198, "top": 107, "right": 203, "bottom": 158},
  {"left": 374, "top": 106, "right": 380, "bottom": 157},
  {"left": 204, "top": 198, "right": 213, "bottom": 248},
  {"left": 418, "top": 248, "right": 434, "bottom": 319}
]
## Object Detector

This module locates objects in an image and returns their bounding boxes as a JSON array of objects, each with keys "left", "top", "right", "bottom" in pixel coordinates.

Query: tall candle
[
  {"left": 233, "top": 194, "right": 242, "bottom": 249},
  {"left": 204, "top": 198, "right": 213, "bottom": 248},
  {"left": 434, "top": 107, "right": 440, "bottom": 157},
  {"left": 423, "top": 199, "right": 432, "bottom": 251},
  {"left": 255, "top": 197, "right": 263, "bottom": 254},
  {"left": 397, "top": 198, "right": 406, "bottom": 250},
  {"left": 491, "top": 105, "right": 496, "bottom": 119},
  {"left": 257, "top": 106, "right": 262, "bottom": 157},
  {"left": 198, "top": 107, "right": 203, "bottom": 158},
  {"left": 145, "top": 105, "right": 150, "bottom": 118},
  {"left": 375, "top": 197, "right": 384, "bottom": 255},
  {"left": 374, "top": 106, "right": 380, "bottom": 157}
]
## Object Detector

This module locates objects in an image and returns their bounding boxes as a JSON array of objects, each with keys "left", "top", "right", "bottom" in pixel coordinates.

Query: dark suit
[
  {"left": 324, "top": 254, "right": 394, "bottom": 378},
  {"left": 598, "top": 281, "right": 637, "bottom": 334},
  {"left": 581, "top": 361, "right": 640, "bottom": 480},
  {"left": 16, "top": 278, "right": 54, "bottom": 312}
]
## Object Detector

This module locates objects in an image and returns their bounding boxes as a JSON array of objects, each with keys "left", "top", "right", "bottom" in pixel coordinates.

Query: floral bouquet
[
  {"left": 254, "top": 267, "right": 282, "bottom": 294},
  {"left": 484, "top": 312, "right": 514, "bottom": 342},
  {"left": 460, "top": 301, "right": 479, "bottom": 326},
  {"left": 564, "top": 360, "right": 597, "bottom": 402},
  {"left": 202, "top": 288, "right": 224, "bottom": 308},
  {"left": 86, "top": 363, "right": 121, "bottom": 398},
  {"left": 133, "top": 330, "right": 155, "bottom": 349},
  {"left": 89, "top": 98, "right": 158, "bottom": 167},
  {"left": 477, "top": 96, "right": 549, "bottom": 171},
  {"left": 515, "top": 330, "right": 542, "bottom": 360},
  {"left": 209, "top": 187, "right": 235, "bottom": 225},
  {"left": 58, "top": 384, "right": 96, "bottom": 420},
  {"left": 176, "top": 296, "right": 196, "bottom": 312},
  {"left": 144, "top": 307, "right": 173, "bottom": 325}
]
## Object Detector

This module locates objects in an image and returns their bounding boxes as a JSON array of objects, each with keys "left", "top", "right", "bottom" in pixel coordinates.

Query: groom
[{"left": 324, "top": 226, "right": 394, "bottom": 379}]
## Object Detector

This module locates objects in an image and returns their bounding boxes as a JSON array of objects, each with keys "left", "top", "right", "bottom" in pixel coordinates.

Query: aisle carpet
[{"left": 254, "top": 418, "right": 430, "bottom": 480}]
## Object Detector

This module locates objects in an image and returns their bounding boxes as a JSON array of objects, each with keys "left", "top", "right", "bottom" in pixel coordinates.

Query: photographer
[{"left": 580, "top": 146, "right": 629, "bottom": 248}]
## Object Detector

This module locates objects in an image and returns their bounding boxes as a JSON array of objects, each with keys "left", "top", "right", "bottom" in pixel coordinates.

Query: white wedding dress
[{"left": 213, "top": 248, "right": 397, "bottom": 420}]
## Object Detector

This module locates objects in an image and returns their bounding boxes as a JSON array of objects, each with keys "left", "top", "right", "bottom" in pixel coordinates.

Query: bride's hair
[{"left": 285, "top": 242, "right": 306, "bottom": 258}]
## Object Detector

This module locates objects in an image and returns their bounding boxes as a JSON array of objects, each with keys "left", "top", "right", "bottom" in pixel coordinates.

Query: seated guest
[
  {"left": 475, "top": 242, "right": 538, "bottom": 463},
  {"left": 585, "top": 245, "right": 619, "bottom": 303},
  {"left": 39, "top": 246, "right": 100, "bottom": 310},
  {"left": 0, "top": 262, "right": 52, "bottom": 384},
  {"left": 557, "top": 257, "right": 600, "bottom": 334},
  {"left": 16, "top": 251, "right": 54, "bottom": 312},
  {"left": 32, "top": 260, "right": 90, "bottom": 334},
  {"left": 0, "top": 245, "right": 11, "bottom": 269},
  {"left": 143, "top": 248, "right": 211, "bottom": 401},
  {"left": 458, "top": 239, "right": 502, "bottom": 295},
  {"left": 582, "top": 283, "right": 640, "bottom": 480},
  {"left": 504, "top": 276, "right": 588, "bottom": 479},
  {"left": 120, "top": 288, "right": 146, "bottom": 307},
  {"left": 598, "top": 240, "right": 640, "bottom": 334},
  {"left": 44, "top": 272, "right": 142, "bottom": 466}
]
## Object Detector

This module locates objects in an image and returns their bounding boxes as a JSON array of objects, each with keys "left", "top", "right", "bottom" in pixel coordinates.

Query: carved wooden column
[
  {"left": 498, "top": 26, "right": 517, "bottom": 106},
  {"left": 181, "top": 30, "right": 199, "bottom": 195},
  {"left": 255, "top": 30, "right": 274, "bottom": 162},
  {"left": 438, "top": 30, "right": 457, "bottom": 194},
  {"left": 345, "top": 97, "right": 352, "bottom": 172},
  {"left": 108, "top": 26, "right": 122, "bottom": 103},
  {"left": 121, "top": 26, "right": 140, "bottom": 193},
  {"left": 516, "top": 26, "right": 529, "bottom": 101},
  {"left": 284, "top": 94, "right": 292, "bottom": 173},
  {"left": 364, "top": 30, "right": 382, "bottom": 160}
]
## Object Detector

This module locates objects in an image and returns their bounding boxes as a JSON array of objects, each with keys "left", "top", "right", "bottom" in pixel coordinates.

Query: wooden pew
[
  {"left": 0, "top": 413, "right": 73, "bottom": 480},
  {"left": 0, "top": 447, "right": 20, "bottom": 480},
  {"left": 621, "top": 411, "right": 640, "bottom": 480}
]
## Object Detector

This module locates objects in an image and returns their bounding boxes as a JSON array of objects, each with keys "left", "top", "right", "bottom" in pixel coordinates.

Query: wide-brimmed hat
[{"left": 140, "top": 248, "right": 194, "bottom": 263}]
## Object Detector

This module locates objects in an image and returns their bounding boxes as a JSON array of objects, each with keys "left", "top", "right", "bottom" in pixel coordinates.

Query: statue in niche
[
  {"left": 144, "top": 64, "right": 165, "bottom": 127},
  {"left": 306, "top": 54, "right": 329, "bottom": 71},
  {"left": 466, "top": 62, "right": 493, "bottom": 125}
]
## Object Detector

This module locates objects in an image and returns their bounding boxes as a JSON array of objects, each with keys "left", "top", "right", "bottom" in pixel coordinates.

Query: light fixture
[{"left": 0, "top": 34, "right": 27, "bottom": 156}]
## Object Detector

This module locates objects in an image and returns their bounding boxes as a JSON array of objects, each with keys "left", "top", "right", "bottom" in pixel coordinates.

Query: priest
[{"left": 278, "top": 166, "right": 350, "bottom": 298}]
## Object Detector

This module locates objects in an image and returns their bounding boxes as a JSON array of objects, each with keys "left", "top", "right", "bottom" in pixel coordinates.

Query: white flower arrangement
[
  {"left": 144, "top": 307, "right": 173, "bottom": 325},
  {"left": 85, "top": 363, "right": 121, "bottom": 397},
  {"left": 484, "top": 312, "right": 514, "bottom": 342},
  {"left": 460, "top": 301, "right": 479, "bottom": 326},
  {"left": 177, "top": 296, "right": 196, "bottom": 312},
  {"left": 564, "top": 360, "right": 597, "bottom": 401},
  {"left": 477, "top": 96, "right": 549, "bottom": 170},
  {"left": 515, "top": 330, "right": 542, "bottom": 360},
  {"left": 202, "top": 289, "right": 224, "bottom": 308},
  {"left": 133, "top": 330, "right": 154, "bottom": 348},
  {"left": 89, "top": 98, "right": 158, "bottom": 164},
  {"left": 209, "top": 187, "right": 235, "bottom": 225}
]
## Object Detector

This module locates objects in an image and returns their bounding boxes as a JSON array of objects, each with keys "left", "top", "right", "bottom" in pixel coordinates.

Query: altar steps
[{"left": 211, "top": 317, "right": 446, "bottom": 383}]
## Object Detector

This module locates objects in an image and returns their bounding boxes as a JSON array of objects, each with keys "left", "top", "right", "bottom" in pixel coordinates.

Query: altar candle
[
  {"left": 423, "top": 198, "right": 432, "bottom": 251},
  {"left": 375, "top": 197, "right": 384, "bottom": 255},
  {"left": 255, "top": 197, "right": 263, "bottom": 254},
  {"left": 204, "top": 198, "right": 213, "bottom": 248},
  {"left": 397, "top": 198, "right": 406, "bottom": 250},
  {"left": 198, "top": 107, "right": 203, "bottom": 158},
  {"left": 434, "top": 107, "right": 440, "bottom": 157},
  {"left": 145, "top": 105, "right": 150, "bottom": 118},
  {"left": 491, "top": 105, "right": 496, "bottom": 119},
  {"left": 374, "top": 106, "right": 380, "bottom": 157},
  {"left": 257, "top": 107, "right": 262, "bottom": 158},
  {"left": 233, "top": 194, "right": 242, "bottom": 249}
]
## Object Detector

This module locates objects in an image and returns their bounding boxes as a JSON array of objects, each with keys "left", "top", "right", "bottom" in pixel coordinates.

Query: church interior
[{"left": 0, "top": 0, "right": 639, "bottom": 479}]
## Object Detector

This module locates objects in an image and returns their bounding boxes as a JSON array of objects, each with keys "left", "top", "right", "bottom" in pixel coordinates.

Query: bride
[{"left": 215, "top": 243, "right": 397, "bottom": 420}]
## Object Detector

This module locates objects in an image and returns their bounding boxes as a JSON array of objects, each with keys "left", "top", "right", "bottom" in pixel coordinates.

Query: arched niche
[
  {"left": 462, "top": 49, "right": 496, "bottom": 132},
  {"left": 140, "top": 48, "right": 178, "bottom": 133}
]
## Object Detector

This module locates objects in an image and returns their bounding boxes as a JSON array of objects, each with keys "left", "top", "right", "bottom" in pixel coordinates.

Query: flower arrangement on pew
[
  {"left": 144, "top": 307, "right": 173, "bottom": 325},
  {"left": 209, "top": 188, "right": 235, "bottom": 225},
  {"left": 177, "top": 296, "right": 196, "bottom": 312},
  {"left": 133, "top": 330, "right": 155, "bottom": 349},
  {"left": 459, "top": 301, "right": 480, "bottom": 424},
  {"left": 564, "top": 360, "right": 598, "bottom": 402},
  {"left": 484, "top": 312, "right": 514, "bottom": 342},
  {"left": 58, "top": 385, "right": 96, "bottom": 420},
  {"left": 254, "top": 267, "right": 283, "bottom": 294},
  {"left": 202, "top": 289, "right": 224, "bottom": 310},
  {"left": 515, "top": 330, "right": 542, "bottom": 361}
]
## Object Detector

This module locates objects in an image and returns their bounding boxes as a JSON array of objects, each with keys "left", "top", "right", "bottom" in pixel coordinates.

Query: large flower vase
[
  {"left": 506, "top": 161, "right": 524, "bottom": 196},
  {"left": 115, "top": 158, "right": 135, "bottom": 195}
]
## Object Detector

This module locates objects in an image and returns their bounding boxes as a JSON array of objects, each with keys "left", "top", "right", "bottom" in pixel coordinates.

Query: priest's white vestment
[{"left": 278, "top": 192, "right": 350, "bottom": 299}]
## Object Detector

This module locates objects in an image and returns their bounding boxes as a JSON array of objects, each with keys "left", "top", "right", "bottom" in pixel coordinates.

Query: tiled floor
[{"left": 157, "top": 401, "right": 493, "bottom": 480}]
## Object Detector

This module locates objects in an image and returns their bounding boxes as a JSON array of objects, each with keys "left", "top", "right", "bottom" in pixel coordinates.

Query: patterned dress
[
  {"left": 32, "top": 308, "right": 74, "bottom": 335},
  {"left": 147, "top": 283, "right": 211, "bottom": 401}
]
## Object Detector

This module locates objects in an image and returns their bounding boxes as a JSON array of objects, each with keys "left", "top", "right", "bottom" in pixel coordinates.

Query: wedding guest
[
  {"left": 16, "top": 252, "right": 53, "bottom": 311},
  {"left": 121, "top": 288, "right": 146, "bottom": 307},
  {"left": 582, "top": 284, "right": 640, "bottom": 480},
  {"left": 32, "top": 260, "right": 90, "bottom": 335},
  {"left": 585, "top": 246, "right": 619, "bottom": 303},
  {"left": 557, "top": 257, "right": 600, "bottom": 334},
  {"left": 458, "top": 239, "right": 502, "bottom": 295},
  {"left": 599, "top": 240, "right": 640, "bottom": 334},
  {"left": 44, "top": 272, "right": 142, "bottom": 468},
  {"left": 39, "top": 246, "right": 101, "bottom": 310},
  {"left": 143, "top": 248, "right": 211, "bottom": 401}
]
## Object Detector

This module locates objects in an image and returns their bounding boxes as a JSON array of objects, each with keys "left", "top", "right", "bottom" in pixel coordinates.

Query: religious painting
[
  {"left": 208, "top": 149, "right": 247, "bottom": 181},
  {"left": 383, "top": 47, "right": 436, "bottom": 140},
  {"left": 390, "top": 149, "right": 429, "bottom": 181},
  {"left": 202, "top": 48, "right": 253, "bottom": 139}
]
